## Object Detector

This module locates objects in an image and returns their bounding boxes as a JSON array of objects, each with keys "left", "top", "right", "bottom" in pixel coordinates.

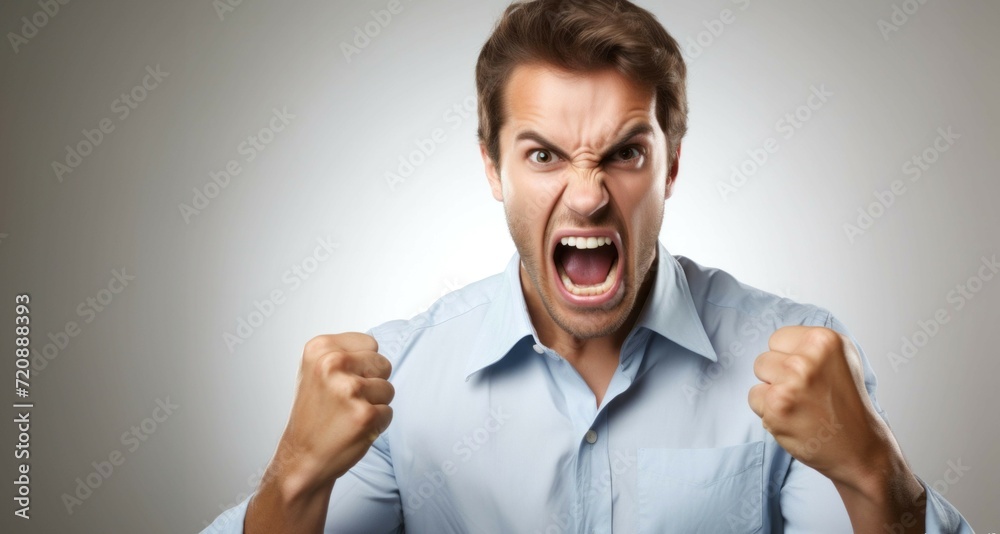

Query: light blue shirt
[{"left": 205, "top": 242, "right": 972, "bottom": 533}]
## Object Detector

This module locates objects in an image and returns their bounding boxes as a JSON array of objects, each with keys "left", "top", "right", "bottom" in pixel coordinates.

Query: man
[{"left": 206, "top": 1, "right": 972, "bottom": 532}]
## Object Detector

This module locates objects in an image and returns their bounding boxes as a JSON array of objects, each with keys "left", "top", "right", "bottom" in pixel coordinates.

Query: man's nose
[{"left": 562, "top": 167, "right": 609, "bottom": 218}]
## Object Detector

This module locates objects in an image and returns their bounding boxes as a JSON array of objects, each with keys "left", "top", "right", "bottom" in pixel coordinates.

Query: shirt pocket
[{"left": 637, "top": 441, "right": 764, "bottom": 534}]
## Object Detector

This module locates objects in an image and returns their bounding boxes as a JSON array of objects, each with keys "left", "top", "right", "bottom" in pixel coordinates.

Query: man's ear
[
  {"left": 480, "top": 143, "right": 504, "bottom": 202},
  {"left": 665, "top": 143, "right": 681, "bottom": 200}
]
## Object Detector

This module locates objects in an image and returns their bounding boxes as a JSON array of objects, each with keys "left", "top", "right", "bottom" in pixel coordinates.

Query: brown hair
[{"left": 475, "top": 0, "right": 688, "bottom": 168}]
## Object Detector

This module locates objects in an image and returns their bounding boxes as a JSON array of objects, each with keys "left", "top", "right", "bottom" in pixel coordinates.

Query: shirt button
[
  {"left": 532, "top": 344, "right": 544, "bottom": 354},
  {"left": 585, "top": 429, "right": 598, "bottom": 444}
]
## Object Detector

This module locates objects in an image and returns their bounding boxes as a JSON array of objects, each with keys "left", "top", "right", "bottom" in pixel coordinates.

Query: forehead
[{"left": 501, "top": 63, "right": 658, "bottom": 148}]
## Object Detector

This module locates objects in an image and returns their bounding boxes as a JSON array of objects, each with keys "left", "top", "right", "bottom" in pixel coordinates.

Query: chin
[
  {"left": 540, "top": 268, "right": 637, "bottom": 340},
  {"left": 550, "top": 310, "right": 631, "bottom": 340}
]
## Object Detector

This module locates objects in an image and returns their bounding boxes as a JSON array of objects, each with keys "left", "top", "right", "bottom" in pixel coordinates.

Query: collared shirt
[{"left": 205, "top": 242, "right": 972, "bottom": 533}]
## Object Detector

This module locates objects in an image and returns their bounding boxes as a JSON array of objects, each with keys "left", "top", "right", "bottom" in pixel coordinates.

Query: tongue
[{"left": 560, "top": 246, "right": 616, "bottom": 286}]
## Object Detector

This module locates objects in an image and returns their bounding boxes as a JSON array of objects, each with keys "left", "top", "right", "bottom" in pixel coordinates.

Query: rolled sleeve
[
  {"left": 324, "top": 433, "right": 403, "bottom": 533},
  {"left": 780, "top": 458, "right": 853, "bottom": 532},
  {"left": 921, "top": 477, "right": 975, "bottom": 533},
  {"left": 201, "top": 495, "right": 251, "bottom": 534}
]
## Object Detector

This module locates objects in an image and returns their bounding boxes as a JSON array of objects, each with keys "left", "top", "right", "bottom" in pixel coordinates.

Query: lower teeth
[{"left": 559, "top": 263, "right": 617, "bottom": 296}]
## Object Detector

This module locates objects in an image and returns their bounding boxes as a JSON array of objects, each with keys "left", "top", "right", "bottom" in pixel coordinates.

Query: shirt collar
[
  {"left": 634, "top": 242, "right": 718, "bottom": 362},
  {"left": 464, "top": 241, "right": 717, "bottom": 380}
]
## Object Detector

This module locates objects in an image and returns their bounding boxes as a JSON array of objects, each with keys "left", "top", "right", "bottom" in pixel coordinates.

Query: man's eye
[
  {"left": 614, "top": 146, "right": 642, "bottom": 161},
  {"left": 528, "top": 149, "right": 559, "bottom": 165}
]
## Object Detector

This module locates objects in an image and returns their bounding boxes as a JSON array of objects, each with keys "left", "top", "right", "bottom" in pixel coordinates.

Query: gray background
[{"left": 1, "top": 0, "right": 997, "bottom": 532}]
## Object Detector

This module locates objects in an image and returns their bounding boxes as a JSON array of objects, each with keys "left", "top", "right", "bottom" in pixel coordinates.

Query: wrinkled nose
[{"left": 562, "top": 168, "right": 609, "bottom": 218}]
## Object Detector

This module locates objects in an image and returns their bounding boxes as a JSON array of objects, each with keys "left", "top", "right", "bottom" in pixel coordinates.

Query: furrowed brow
[
  {"left": 599, "top": 124, "right": 655, "bottom": 159},
  {"left": 513, "top": 130, "right": 570, "bottom": 160},
  {"left": 513, "top": 123, "right": 655, "bottom": 160}
]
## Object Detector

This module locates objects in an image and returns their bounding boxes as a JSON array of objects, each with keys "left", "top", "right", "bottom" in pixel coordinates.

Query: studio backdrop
[{"left": 1, "top": 0, "right": 997, "bottom": 532}]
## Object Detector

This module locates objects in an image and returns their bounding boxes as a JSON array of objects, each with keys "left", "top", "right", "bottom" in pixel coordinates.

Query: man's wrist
[
  {"left": 829, "top": 442, "right": 927, "bottom": 532},
  {"left": 246, "top": 461, "right": 336, "bottom": 534},
  {"left": 262, "top": 449, "right": 336, "bottom": 508}
]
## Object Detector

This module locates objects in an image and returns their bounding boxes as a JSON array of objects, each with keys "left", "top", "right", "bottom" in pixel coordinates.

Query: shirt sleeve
[
  {"left": 779, "top": 311, "right": 973, "bottom": 532},
  {"left": 200, "top": 496, "right": 250, "bottom": 534},
  {"left": 921, "top": 477, "right": 976, "bottom": 533},
  {"left": 780, "top": 458, "right": 852, "bottom": 532},
  {"left": 323, "top": 433, "right": 404, "bottom": 533}
]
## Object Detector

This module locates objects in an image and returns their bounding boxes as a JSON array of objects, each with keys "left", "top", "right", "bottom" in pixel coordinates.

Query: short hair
[{"left": 475, "top": 0, "right": 688, "bottom": 168}]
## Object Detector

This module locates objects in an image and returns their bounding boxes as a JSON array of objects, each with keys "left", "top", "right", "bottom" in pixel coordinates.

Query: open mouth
[{"left": 551, "top": 230, "right": 623, "bottom": 304}]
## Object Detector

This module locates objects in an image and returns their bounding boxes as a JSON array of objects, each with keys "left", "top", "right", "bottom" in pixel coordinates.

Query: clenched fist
[
  {"left": 247, "top": 333, "right": 394, "bottom": 534},
  {"left": 282, "top": 333, "right": 394, "bottom": 485},
  {"left": 748, "top": 326, "right": 929, "bottom": 531},
  {"left": 748, "top": 326, "right": 892, "bottom": 485}
]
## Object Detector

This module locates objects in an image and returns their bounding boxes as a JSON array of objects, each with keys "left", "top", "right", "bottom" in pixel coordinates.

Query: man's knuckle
[
  {"left": 364, "top": 333, "right": 380, "bottom": 352},
  {"left": 379, "top": 355, "right": 393, "bottom": 376},
  {"left": 337, "top": 375, "right": 365, "bottom": 399},
  {"left": 806, "top": 327, "right": 841, "bottom": 351},
  {"left": 768, "top": 386, "right": 797, "bottom": 416},
  {"left": 304, "top": 335, "right": 334, "bottom": 357},
  {"left": 347, "top": 332, "right": 379, "bottom": 352},
  {"left": 784, "top": 354, "right": 811, "bottom": 377},
  {"left": 323, "top": 350, "right": 354, "bottom": 373}
]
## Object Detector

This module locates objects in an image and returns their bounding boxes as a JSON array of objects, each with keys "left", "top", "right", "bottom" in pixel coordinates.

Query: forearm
[
  {"left": 833, "top": 449, "right": 927, "bottom": 533},
  {"left": 244, "top": 467, "right": 335, "bottom": 534}
]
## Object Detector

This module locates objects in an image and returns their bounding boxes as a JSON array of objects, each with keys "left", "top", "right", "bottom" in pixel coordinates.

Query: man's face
[{"left": 481, "top": 63, "right": 678, "bottom": 340}]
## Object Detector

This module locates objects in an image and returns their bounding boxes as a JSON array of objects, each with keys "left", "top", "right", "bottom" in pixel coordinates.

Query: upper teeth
[{"left": 560, "top": 236, "right": 613, "bottom": 249}]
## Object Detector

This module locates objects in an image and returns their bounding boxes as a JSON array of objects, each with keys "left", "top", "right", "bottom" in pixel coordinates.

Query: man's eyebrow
[
  {"left": 512, "top": 129, "right": 571, "bottom": 160},
  {"left": 601, "top": 123, "right": 655, "bottom": 157},
  {"left": 513, "top": 123, "right": 655, "bottom": 159}
]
